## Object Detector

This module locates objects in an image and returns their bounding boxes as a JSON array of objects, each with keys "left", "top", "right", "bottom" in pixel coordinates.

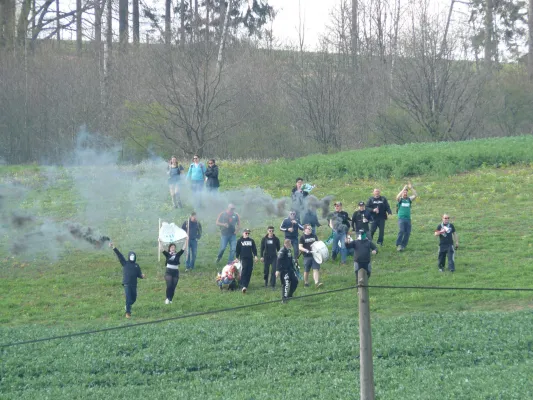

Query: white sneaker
[
  {"left": 165, "top": 298, "right": 170, "bottom": 304},
  {"left": 242, "top": 287, "right": 247, "bottom": 294}
]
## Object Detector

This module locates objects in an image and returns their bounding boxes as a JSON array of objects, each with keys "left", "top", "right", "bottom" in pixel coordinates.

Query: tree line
[{"left": 1, "top": 0, "right": 532, "bottom": 164}]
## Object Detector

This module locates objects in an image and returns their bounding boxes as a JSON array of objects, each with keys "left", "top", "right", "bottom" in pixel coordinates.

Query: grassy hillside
[{"left": 1, "top": 137, "right": 533, "bottom": 399}]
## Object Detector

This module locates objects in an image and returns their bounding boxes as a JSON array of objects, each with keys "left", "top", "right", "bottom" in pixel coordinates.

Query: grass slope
[{"left": 1, "top": 137, "right": 533, "bottom": 399}]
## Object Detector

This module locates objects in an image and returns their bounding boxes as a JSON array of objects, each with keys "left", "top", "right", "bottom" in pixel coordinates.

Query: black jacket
[
  {"left": 276, "top": 246, "right": 295, "bottom": 274},
  {"left": 236, "top": 237, "right": 257, "bottom": 259},
  {"left": 346, "top": 239, "right": 378, "bottom": 263},
  {"left": 182, "top": 219, "right": 202, "bottom": 240},
  {"left": 366, "top": 196, "right": 392, "bottom": 220},
  {"left": 351, "top": 209, "right": 373, "bottom": 232},
  {"left": 205, "top": 165, "right": 219, "bottom": 188},
  {"left": 280, "top": 217, "right": 304, "bottom": 239},
  {"left": 328, "top": 211, "right": 350, "bottom": 233},
  {"left": 260, "top": 235, "right": 281, "bottom": 258},
  {"left": 113, "top": 248, "right": 144, "bottom": 286}
]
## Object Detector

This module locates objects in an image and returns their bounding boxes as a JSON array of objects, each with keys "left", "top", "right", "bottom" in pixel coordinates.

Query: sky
[
  {"left": 268, "top": 0, "right": 331, "bottom": 50},
  {"left": 266, "top": 0, "right": 465, "bottom": 51}
]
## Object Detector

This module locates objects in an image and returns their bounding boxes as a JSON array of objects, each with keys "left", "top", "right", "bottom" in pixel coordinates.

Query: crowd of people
[{"left": 110, "top": 158, "right": 459, "bottom": 317}]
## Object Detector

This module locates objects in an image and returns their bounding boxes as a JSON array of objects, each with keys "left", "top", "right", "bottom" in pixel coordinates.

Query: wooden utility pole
[{"left": 358, "top": 269, "right": 375, "bottom": 400}]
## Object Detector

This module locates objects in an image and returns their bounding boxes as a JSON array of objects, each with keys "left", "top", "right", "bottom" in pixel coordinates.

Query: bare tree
[
  {"left": 287, "top": 47, "right": 351, "bottom": 152},
  {"left": 132, "top": 0, "right": 139, "bottom": 46},
  {"left": 165, "top": 0, "right": 171, "bottom": 45},
  {"left": 352, "top": 0, "right": 358, "bottom": 68},
  {"left": 119, "top": 0, "right": 128, "bottom": 51},
  {"left": 134, "top": 45, "right": 240, "bottom": 157},
  {"left": 527, "top": 0, "right": 533, "bottom": 82},
  {"left": 483, "top": 0, "right": 494, "bottom": 66},
  {"left": 380, "top": 2, "right": 485, "bottom": 143}
]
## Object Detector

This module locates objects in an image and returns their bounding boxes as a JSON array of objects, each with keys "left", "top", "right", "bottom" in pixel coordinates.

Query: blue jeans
[
  {"left": 123, "top": 284, "right": 137, "bottom": 314},
  {"left": 186, "top": 239, "right": 198, "bottom": 269},
  {"left": 217, "top": 234, "right": 237, "bottom": 264},
  {"left": 290, "top": 238, "right": 299, "bottom": 259},
  {"left": 332, "top": 231, "right": 347, "bottom": 263},
  {"left": 396, "top": 218, "right": 411, "bottom": 248}
]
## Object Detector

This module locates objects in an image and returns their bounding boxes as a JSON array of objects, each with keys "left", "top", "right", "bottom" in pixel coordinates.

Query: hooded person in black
[
  {"left": 260, "top": 226, "right": 281, "bottom": 288},
  {"left": 110, "top": 242, "right": 145, "bottom": 318}
]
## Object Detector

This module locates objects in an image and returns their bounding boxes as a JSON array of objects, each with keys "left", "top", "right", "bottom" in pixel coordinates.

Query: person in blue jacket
[
  {"left": 109, "top": 242, "right": 145, "bottom": 318},
  {"left": 280, "top": 210, "right": 304, "bottom": 258},
  {"left": 186, "top": 154, "right": 206, "bottom": 194}
]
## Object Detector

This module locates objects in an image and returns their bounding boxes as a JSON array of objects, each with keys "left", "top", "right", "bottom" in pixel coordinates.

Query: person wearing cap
[
  {"left": 351, "top": 201, "right": 373, "bottom": 240},
  {"left": 395, "top": 182, "right": 418, "bottom": 251},
  {"left": 434, "top": 214, "right": 458, "bottom": 272},
  {"left": 276, "top": 238, "right": 299, "bottom": 303},
  {"left": 299, "top": 224, "right": 323, "bottom": 288},
  {"left": 109, "top": 242, "right": 146, "bottom": 318},
  {"left": 280, "top": 210, "right": 304, "bottom": 258},
  {"left": 345, "top": 230, "right": 378, "bottom": 278},
  {"left": 260, "top": 226, "right": 281, "bottom": 289},
  {"left": 216, "top": 204, "right": 241, "bottom": 264},
  {"left": 366, "top": 188, "right": 392, "bottom": 246},
  {"left": 327, "top": 201, "right": 351, "bottom": 265},
  {"left": 235, "top": 229, "right": 258, "bottom": 293}
]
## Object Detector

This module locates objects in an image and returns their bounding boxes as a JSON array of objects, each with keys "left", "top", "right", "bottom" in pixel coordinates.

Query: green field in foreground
[{"left": 1, "top": 138, "right": 533, "bottom": 399}]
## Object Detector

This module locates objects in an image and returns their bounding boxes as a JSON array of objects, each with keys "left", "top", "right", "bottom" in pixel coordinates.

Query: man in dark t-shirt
[
  {"left": 298, "top": 224, "right": 323, "bottom": 289},
  {"left": 434, "top": 214, "right": 459, "bottom": 272}
]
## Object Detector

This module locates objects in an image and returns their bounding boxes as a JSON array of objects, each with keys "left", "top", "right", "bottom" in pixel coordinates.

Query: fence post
[{"left": 358, "top": 268, "right": 375, "bottom": 400}]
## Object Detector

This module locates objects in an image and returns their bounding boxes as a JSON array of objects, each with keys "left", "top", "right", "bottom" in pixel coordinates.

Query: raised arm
[
  {"left": 408, "top": 183, "right": 417, "bottom": 200},
  {"left": 110, "top": 242, "right": 126, "bottom": 266},
  {"left": 396, "top": 185, "right": 408, "bottom": 201}
]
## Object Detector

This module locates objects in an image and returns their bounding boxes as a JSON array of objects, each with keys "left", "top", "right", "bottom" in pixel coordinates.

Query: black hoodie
[
  {"left": 205, "top": 164, "right": 220, "bottom": 188},
  {"left": 260, "top": 235, "right": 281, "bottom": 258},
  {"left": 113, "top": 248, "right": 144, "bottom": 286}
]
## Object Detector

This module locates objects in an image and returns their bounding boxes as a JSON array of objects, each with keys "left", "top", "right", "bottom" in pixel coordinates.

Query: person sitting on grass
[
  {"left": 217, "top": 261, "right": 242, "bottom": 291},
  {"left": 109, "top": 242, "right": 145, "bottom": 318}
]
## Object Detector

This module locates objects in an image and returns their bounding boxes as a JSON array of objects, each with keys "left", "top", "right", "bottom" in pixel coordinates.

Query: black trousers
[
  {"left": 281, "top": 271, "right": 298, "bottom": 300},
  {"left": 370, "top": 218, "right": 386, "bottom": 244},
  {"left": 240, "top": 258, "right": 254, "bottom": 288},
  {"left": 263, "top": 256, "right": 277, "bottom": 287},
  {"left": 438, "top": 244, "right": 455, "bottom": 271},
  {"left": 165, "top": 268, "right": 180, "bottom": 301},
  {"left": 123, "top": 284, "right": 137, "bottom": 314}
]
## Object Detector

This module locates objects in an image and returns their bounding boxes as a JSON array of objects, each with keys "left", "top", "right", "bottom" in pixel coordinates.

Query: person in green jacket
[{"left": 395, "top": 182, "right": 417, "bottom": 252}]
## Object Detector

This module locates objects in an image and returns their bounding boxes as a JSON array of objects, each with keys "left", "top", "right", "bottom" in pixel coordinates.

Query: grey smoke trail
[{"left": 2, "top": 128, "right": 334, "bottom": 259}]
